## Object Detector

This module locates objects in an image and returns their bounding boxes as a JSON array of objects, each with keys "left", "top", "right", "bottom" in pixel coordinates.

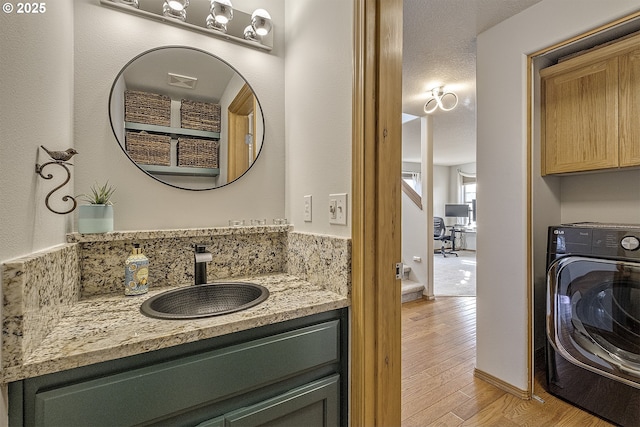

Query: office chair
[{"left": 434, "top": 216, "right": 458, "bottom": 257}]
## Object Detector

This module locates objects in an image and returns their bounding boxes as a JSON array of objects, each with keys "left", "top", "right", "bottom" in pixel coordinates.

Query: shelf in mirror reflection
[
  {"left": 139, "top": 164, "right": 219, "bottom": 177},
  {"left": 125, "top": 122, "right": 220, "bottom": 140}
]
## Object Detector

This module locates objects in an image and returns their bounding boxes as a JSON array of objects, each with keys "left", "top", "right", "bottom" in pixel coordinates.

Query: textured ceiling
[{"left": 402, "top": 0, "right": 543, "bottom": 166}]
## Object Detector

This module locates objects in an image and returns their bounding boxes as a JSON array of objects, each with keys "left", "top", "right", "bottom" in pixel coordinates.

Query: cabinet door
[
  {"left": 225, "top": 375, "right": 340, "bottom": 427},
  {"left": 542, "top": 57, "right": 619, "bottom": 175},
  {"left": 619, "top": 47, "right": 640, "bottom": 167},
  {"left": 196, "top": 415, "right": 226, "bottom": 427}
]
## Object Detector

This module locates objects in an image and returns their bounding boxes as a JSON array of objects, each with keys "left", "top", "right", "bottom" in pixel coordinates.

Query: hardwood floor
[{"left": 401, "top": 297, "right": 614, "bottom": 427}]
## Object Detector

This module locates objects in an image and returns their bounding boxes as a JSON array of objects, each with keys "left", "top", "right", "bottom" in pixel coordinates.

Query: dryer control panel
[{"left": 547, "top": 223, "right": 640, "bottom": 265}]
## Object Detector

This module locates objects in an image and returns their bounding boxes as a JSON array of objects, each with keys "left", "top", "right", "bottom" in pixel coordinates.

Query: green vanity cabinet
[
  {"left": 9, "top": 309, "right": 348, "bottom": 427},
  {"left": 198, "top": 375, "right": 339, "bottom": 427}
]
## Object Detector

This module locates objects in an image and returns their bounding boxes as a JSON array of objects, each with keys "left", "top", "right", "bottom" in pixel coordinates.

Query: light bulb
[
  {"left": 211, "top": 0, "right": 233, "bottom": 24},
  {"left": 167, "top": 0, "right": 188, "bottom": 11},
  {"left": 206, "top": 14, "right": 227, "bottom": 32},
  {"left": 163, "top": 0, "right": 188, "bottom": 21},
  {"left": 251, "top": 8, "right": 272, "bottom": 36}
]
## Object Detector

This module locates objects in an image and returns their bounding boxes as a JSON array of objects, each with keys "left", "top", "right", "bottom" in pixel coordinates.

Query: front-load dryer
[{"left": 546, "top": 223, "right": 640, "bottom": 426}]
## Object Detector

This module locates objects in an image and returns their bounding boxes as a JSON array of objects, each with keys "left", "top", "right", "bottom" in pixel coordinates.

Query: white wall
[
  {"left": 402, "top": 117, "right": 421, "bottom": 163},
  {"left": 0, "top": 1, "right": 74, "bottom": 255},
  {"left": 402, "top": 191, "right": 428, "bottom": 285},
  {"left": 433, "top": 165, "right": 449, "bottom": 219},
  {"left": 284, "top": 0, "right": 352, "bottom": 237},
  {"left": 73, "top": 0, "right": 285, "bottom": 231},
  {"left": 560, "top": 170, "right": 640, "bottom": 223},
  {"left": 477, "top": 0, "right": 640, "bottom": 392},
  {"left": 0, "top": 2, "right": 75, "bottom": 423},
  {"left": 401, "top": 118, "right": 428, "bottom": 288}
]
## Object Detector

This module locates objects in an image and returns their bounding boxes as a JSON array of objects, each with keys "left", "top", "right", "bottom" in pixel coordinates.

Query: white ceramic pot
[{"left": 78, "top": 204, "right": 114, "bottom": 234}]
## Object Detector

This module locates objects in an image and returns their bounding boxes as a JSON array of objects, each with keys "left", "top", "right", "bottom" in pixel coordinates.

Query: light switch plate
[
  {"left": 304, "top": 195, "right": 312, "bottom": 222},
  {"left": 329, "top": 193, "right": 347, "bottom": 225}
]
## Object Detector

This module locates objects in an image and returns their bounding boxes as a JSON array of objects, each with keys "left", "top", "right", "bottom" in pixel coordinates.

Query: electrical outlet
[
  {"left": 304, "top": 195, "right": 312, "bottom": 222},
  {"left": 329, "top": 193, "right": 347, "bottom": 225}
]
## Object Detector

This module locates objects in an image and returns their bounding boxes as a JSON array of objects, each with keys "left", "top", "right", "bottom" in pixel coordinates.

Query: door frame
[
  {"left": 350, "top": 0, "right": 403, "bottom": 425},
  {"left": 227, "top": 83, "right": 257, "bottom": 182},
  {"left": 526, "top": 9, "right": 640, "bottom": 395}
]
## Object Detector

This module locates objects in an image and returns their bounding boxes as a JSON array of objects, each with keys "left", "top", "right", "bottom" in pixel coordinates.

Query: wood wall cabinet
[
  {"left": 541, "top": 32, "right": 640, "bottom": 175},
  {"left": 620, "top": 46, "right": 640, "bottom": 167}
]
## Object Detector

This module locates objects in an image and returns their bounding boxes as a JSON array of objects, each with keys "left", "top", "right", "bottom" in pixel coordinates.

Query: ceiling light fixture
[
  {"left": 424, "top": 86, "right": 458, "bottom": 114},
  {"left": 251, "top": 8, "right": 272, "bottom": 36},
  {"left": 210, "top": 0, "right": 233, "bottom": 25},
  {"left": 163, "top": 0, "right": 189, "bottom": 21}
]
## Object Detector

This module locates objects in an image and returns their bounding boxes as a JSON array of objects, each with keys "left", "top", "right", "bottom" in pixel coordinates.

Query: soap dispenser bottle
[{"left": 125, "top": 243, "right": 149, "bottom": 296}]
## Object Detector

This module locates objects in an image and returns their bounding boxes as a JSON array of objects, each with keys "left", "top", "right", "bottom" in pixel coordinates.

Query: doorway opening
[{"left": 400, "top": 115, "right": 477, "bottom": 300}]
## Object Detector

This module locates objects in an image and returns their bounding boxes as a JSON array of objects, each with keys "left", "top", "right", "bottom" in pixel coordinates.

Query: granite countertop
[{"left": 2, "top": 273, "right": 349, "bottom": 384}]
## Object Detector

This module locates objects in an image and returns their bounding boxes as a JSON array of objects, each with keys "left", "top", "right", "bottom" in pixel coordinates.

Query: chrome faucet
[{"left": 194, "top": 244, "right": 213, "bottom": 285}]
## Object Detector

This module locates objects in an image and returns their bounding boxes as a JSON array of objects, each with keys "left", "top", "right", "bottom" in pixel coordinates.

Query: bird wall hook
[
  {"left": 35, "top": 146, "right": 79, "bottom": 215},
  {"left": 40, "top": 145, "right": 79, "bottom": 163}
]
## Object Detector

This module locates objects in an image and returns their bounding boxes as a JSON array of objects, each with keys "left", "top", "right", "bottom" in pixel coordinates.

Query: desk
[{"left": 450, "top": 228, "right": 476, "bottom": 251}]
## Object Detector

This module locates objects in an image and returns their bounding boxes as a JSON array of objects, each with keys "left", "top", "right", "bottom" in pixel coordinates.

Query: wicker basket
[
  {"left": 180, "top": 99, "right": 221, "bottom": 132},
  {"left": 177, "top": 138, "right": 219, "bottom": 168},
  {"left": 125, "top": 90, "right": 171, "bottom": 127},
  {"left": 125, "top": 131, "right": 171, "bottom": 166}
]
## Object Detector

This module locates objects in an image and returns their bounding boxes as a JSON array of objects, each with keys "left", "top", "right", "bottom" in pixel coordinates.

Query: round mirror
[{"left": 109, "top": 46, "right": 264, "bottom": 190}]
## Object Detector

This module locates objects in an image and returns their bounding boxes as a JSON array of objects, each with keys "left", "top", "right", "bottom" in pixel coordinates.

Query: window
[{"left": 461, "top": 175, "right": 476, "bottom": 225}]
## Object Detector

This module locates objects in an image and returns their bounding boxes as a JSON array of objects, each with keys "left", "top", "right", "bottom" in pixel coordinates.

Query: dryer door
[{"left": 547, "top": 256, "right": 640, "bottom": 388}]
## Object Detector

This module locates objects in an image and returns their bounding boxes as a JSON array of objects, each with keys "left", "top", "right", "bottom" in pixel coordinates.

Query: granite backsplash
[
  {"left": 287, "top": 231, "right": 351, "bottom": 297},
  {"left": 2, "top": 244, "right": 81, "bottom": 370},
  {"left": 73, "top": 229, "right": 289, "bottom": 297}
]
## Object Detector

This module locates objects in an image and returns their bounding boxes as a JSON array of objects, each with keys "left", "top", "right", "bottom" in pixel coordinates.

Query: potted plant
[{"left": 77, "top": 181, "right": 116, "bottom": 234}]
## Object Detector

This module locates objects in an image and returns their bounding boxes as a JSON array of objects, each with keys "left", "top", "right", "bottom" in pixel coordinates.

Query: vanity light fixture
[
  {"left": 251, "top": 9, "right": 272, "bottom": 36},
  {"left": 102, "top": 0, "right": 273, "bottom": 51},
  {"left": 210, "top": 0, "right": 233, "bottom": 24},
  {"left": 424, "top": 86, "right": 458, "bottom": 114},
  {"left": 113, "top": 0, "right": 138, "bottom": 8},
  {"left": 243, "top": 25, "right": 258, "bottom": 42},
  {"left": 163, "top": 0, "right": 189, "bottom": 21}
]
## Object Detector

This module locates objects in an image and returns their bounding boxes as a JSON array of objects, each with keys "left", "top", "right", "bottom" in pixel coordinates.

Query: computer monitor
[
  {"left": 444, "top": 203, "right": 469, "bottom": 223},
  {"left": 471, "top": 199, "right": 476, "bottom": 222}
]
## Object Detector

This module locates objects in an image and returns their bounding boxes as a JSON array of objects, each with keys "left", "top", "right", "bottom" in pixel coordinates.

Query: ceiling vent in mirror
[{"left": 167, "top": 73, "right": 198, "bottom": 90}]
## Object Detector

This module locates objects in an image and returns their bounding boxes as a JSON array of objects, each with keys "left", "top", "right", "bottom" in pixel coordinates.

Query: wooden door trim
[
  {"left": 227, "top": 84, "right": 257, "bottom": 182},
  {"left": 351, "top": 0, "right": 403, "bottom": 425}
]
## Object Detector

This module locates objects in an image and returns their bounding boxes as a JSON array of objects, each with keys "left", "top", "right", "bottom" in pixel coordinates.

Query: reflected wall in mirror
[{"left": 109, "top": 46, "right": 264, "bottom": 190}]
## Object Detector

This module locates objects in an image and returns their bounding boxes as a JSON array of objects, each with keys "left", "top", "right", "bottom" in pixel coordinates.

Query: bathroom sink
[{"left": 140, "top": 282, "right": 269, "bottom": 320}]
